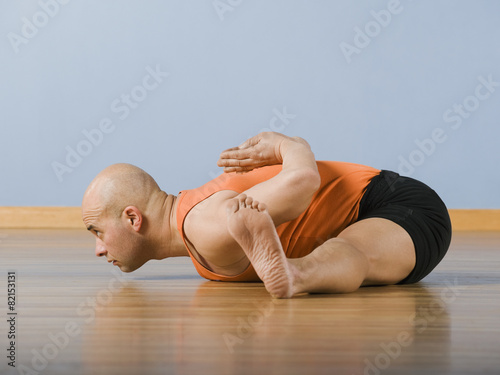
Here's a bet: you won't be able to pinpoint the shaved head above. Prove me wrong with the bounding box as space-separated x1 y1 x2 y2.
83 163 161 220
82 163 183 273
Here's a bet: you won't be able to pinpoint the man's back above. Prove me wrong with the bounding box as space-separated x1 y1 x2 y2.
177 161 380 281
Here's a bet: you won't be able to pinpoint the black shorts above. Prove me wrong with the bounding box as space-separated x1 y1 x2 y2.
357 170 452 284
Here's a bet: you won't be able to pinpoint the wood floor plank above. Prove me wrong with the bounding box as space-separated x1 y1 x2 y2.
0 230 499 375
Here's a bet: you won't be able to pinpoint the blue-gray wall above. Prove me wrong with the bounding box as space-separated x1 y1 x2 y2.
1 0 499 208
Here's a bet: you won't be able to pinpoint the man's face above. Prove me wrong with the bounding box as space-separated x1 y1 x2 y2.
82 202 148 273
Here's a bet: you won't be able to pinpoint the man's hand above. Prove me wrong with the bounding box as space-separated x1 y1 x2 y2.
218 131 320 225
217 132 300 173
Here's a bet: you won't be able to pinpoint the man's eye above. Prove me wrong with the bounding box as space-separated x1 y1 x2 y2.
95 231 101 237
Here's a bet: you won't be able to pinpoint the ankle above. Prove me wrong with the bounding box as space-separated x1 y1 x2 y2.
288 259 307 296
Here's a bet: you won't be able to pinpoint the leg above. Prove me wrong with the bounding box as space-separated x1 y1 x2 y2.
289 218 416 294
227 195 416 297
226 194 295 298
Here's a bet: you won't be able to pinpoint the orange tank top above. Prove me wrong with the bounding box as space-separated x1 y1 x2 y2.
176 161 380 282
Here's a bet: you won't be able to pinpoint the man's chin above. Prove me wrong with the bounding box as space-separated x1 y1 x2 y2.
117 263 144 273
117 265 134 273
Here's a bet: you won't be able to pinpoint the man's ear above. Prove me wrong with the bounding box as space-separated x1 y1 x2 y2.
122 206 143 232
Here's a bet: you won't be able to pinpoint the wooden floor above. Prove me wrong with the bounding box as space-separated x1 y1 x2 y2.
1 230 499 375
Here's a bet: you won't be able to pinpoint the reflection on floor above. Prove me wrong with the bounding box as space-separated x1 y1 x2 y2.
1 230 499 375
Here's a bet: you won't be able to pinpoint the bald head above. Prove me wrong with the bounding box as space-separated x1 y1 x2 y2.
83 163 161 219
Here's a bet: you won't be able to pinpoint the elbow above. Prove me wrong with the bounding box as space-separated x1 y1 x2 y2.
301 168 321 194
290 168 321 199
274 168 321 224
309 168 321 193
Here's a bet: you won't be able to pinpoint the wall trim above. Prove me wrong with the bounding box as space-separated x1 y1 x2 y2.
0 207 499 231
448 209 500 231
0 207 85 229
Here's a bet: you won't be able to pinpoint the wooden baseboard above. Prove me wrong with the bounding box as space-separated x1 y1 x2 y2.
448 209 500 231
0 207 85 229
0 207 499 231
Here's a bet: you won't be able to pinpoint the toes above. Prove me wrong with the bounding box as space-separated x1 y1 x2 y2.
235 194 265 211
245 196 254 207
257 202 267 212
239 200 246 209
226 198 240 214
237 194 248 209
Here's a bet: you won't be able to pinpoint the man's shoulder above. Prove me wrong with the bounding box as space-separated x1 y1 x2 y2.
182 190 249 274
179 166 283 216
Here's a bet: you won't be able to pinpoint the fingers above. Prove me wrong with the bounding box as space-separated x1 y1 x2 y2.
217 134 270 172
219 135 261 158
218 147 265 172
218 147 252 163
219 146 241 155
217 157 256 169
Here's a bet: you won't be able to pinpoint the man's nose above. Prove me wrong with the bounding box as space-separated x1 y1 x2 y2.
95 239 107 257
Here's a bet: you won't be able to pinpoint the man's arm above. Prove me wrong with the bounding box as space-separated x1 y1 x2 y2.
217 132 321 226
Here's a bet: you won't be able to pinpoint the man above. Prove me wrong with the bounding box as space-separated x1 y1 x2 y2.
82 132 452 298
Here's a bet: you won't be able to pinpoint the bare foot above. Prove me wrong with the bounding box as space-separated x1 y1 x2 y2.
226 194 295 298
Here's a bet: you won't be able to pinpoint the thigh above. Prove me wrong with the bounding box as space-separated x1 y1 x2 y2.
355 171 452 284
337 217 416 286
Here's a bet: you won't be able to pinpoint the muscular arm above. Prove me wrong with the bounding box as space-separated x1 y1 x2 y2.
217 132 321 226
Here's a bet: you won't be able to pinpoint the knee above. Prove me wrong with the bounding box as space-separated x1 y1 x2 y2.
319 238 371 292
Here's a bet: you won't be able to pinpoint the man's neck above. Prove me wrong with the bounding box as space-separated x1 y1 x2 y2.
150 192 189 259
